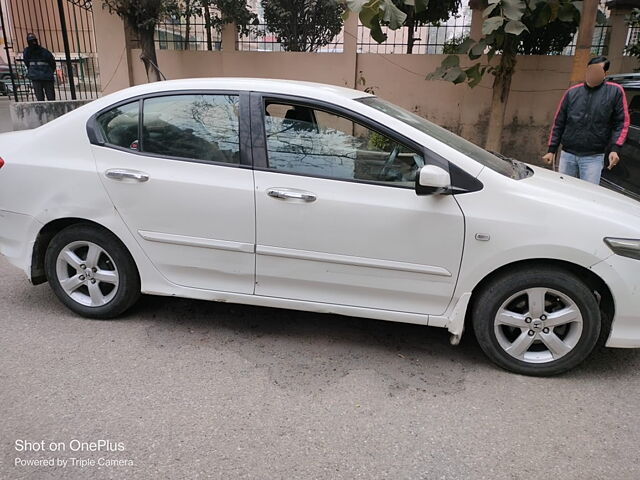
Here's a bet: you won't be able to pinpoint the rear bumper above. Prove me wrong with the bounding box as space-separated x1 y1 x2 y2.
0 209 42 278
591 254 640 348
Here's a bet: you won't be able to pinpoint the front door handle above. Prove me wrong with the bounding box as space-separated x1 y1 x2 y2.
105 169 150 182
267 188 316 202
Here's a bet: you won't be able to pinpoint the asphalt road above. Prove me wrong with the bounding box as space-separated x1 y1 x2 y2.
1 254 640 480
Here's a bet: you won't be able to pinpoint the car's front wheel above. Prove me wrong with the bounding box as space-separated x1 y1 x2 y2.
472 267 601 376
44 224 140 319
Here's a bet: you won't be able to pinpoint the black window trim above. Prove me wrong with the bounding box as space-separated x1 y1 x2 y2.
249 91 482 193
86 89 252 169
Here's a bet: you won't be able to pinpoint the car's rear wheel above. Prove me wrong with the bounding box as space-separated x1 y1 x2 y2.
44 224 140 319
472 267 601 376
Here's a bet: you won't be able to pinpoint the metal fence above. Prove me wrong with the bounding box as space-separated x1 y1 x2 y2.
357 8 472 55
561 25 611 56
357 23 472 54
0 0 100 102
626 26 639 56
155 17 222 51
237 23 343 52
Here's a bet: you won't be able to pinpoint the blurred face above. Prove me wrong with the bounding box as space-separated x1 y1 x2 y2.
586 62 606 87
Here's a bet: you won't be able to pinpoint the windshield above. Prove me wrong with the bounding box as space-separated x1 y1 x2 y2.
357 97 528 179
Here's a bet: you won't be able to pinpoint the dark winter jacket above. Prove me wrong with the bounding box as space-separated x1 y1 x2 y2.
547 81 630 156
22 45 56 81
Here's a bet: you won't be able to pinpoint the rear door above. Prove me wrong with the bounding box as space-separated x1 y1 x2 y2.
90 92 256 293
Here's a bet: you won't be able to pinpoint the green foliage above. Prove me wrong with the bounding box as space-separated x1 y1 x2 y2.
263 0 345 52
427 0 581 88
443 34 470 54
625 8 640 61
347 0 414 42
368 131 392 150
351 0 581 87
202 0 258 36
389 0 461 28
172 1 258 38
518 1 578 55
388 0 461 53
102 0 178 32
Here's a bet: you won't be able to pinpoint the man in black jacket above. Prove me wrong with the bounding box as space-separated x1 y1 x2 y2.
543 56 630 184
22 33 56 101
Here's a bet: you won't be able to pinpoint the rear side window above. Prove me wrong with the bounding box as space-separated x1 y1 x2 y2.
96 101 140 150
142 94 240 164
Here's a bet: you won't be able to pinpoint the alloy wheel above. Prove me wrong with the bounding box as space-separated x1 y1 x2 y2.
494 287 584 364
55 241 119 307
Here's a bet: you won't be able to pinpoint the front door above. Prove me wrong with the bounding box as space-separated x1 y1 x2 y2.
251 95 465 315
91 92 256 293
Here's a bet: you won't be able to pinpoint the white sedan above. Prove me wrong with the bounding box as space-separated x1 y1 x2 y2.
1 78 639 376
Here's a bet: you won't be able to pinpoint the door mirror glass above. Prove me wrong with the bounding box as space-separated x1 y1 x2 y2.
416 165 451 195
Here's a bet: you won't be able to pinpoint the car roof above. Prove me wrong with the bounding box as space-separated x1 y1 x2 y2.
607 73 640 89
107 78 374 101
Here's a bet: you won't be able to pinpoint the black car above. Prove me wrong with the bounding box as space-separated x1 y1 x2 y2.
601 73 640 201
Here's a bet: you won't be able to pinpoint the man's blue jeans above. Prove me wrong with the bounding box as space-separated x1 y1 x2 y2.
558 150 604 184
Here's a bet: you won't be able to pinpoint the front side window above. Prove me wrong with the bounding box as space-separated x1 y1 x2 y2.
142 94 240 164
96 101 139 150
263 102 424 187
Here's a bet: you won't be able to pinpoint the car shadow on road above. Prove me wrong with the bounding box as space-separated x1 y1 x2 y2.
125 293 640 385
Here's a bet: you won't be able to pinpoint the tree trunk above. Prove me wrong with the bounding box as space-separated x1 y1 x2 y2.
406 8 415 54
484 36 517 152
138 25 162 82
203 0 213 51
184 1 192 51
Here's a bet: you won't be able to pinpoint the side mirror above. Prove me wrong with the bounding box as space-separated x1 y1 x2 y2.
415 165 451 195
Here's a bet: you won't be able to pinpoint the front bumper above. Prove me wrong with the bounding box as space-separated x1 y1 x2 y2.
591 253 640 348
0 209 42 278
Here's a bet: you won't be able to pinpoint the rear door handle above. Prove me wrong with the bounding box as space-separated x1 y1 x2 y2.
267 188 316 202
105 169 149 183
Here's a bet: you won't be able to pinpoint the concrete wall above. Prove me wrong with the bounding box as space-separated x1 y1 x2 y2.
92 3 131 95
93 12 640 165
10 99 91 130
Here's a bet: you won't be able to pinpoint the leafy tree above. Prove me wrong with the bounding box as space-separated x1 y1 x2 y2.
443 34 470 54
349 0 583 152
390 0 462 54
518 11 577 54
102 0 178 82
262 0 345 52
192 0 258 50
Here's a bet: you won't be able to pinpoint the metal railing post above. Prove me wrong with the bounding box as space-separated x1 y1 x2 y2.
0 1 18 102
56 0 77 100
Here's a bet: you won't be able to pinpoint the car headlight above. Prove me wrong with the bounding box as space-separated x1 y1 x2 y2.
604 238 640 261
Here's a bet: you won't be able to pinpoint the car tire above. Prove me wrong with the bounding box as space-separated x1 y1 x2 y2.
472 267 601 376
44 224 140 319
